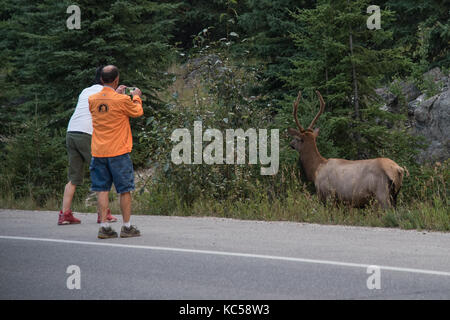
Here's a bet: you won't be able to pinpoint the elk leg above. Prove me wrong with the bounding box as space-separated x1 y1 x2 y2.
317 190 329 205
389 180 399 209
375 185 391 209
390 191 399 209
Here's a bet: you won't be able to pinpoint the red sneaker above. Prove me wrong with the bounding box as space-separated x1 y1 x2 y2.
58 210 81 225
97 209 118 223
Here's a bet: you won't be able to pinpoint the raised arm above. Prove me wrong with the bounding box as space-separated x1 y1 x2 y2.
121 94 143 118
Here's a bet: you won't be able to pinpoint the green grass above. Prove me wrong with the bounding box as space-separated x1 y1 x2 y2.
1 159 448 232
140 184 448 231
1 183 448 232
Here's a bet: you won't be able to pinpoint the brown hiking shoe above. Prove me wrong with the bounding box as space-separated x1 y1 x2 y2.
120 225 141 238
98 226 118 239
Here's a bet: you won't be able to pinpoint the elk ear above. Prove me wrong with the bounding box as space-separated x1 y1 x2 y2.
313 128 320 137
288 128 300 137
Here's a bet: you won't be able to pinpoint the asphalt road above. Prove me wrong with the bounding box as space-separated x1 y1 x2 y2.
0 209 449 300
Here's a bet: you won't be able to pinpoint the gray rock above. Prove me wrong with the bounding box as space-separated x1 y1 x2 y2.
375 87 396 104
375 87 398 112
413 90 450 163
414 95 438 123
375 80 421 113
407 94 426 116
423 67 444 82
399 81 421 102
376 68 449 163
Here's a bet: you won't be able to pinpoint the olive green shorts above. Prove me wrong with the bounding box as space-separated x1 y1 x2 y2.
66 131 92 185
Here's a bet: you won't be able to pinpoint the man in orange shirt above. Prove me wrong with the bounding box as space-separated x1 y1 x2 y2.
89 65 143 239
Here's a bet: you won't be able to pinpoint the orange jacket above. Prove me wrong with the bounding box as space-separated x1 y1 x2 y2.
89 86 143 157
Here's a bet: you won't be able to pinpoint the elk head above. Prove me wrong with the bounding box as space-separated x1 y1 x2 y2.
287 90 326 182
288 90 325 154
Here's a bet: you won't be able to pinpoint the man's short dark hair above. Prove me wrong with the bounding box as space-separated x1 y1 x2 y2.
101 65 119 84
93 65 104 85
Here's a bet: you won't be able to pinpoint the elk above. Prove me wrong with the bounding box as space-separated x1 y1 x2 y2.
288 90 405 209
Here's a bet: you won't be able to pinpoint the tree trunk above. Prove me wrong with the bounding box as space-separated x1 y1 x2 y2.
325 67 330 111
347 0 360 120
349 31 360 119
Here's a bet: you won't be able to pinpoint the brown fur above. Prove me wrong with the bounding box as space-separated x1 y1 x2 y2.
288 91 405 209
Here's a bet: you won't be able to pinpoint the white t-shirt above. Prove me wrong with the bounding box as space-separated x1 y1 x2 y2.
67 84 103 134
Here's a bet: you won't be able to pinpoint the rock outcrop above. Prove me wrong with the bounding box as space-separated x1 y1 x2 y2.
376 67 449 163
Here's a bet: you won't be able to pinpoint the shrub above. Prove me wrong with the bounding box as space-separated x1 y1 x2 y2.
0 119 68 206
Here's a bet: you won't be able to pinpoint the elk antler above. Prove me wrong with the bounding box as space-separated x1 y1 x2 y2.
293 90 305 133
307 90 325 130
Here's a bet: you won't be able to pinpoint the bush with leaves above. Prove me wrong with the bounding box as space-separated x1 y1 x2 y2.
0 119 68 206
137 42 274 205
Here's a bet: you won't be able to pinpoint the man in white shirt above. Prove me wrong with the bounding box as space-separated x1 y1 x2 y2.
58 66 119 225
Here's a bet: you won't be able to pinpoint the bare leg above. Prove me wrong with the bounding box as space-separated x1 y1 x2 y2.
62 181 77 212
119 192 131 223
97 191 109 223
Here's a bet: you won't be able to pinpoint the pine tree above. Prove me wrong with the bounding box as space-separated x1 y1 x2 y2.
0 0 179 131
382 0 450 69
167 0 245 49
237 0 312 94
280 0 418 161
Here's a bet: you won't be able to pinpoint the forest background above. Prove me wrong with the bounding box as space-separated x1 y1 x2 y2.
0 0 448 230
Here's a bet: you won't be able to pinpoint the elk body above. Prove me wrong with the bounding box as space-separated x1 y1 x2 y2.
288 91 405 209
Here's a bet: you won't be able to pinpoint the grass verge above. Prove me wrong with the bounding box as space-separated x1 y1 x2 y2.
3 183 447 232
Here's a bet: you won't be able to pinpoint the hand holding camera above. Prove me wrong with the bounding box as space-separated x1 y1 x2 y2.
130 87 142 98
122 86 142 98
116 85 127 94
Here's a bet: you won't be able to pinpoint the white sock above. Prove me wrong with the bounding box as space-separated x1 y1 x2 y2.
123 221 131 228
101 222 110 229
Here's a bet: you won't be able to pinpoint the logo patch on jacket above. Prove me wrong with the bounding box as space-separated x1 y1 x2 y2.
98 104 109 113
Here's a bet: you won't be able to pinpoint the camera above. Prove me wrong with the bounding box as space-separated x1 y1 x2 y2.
124 87 136 95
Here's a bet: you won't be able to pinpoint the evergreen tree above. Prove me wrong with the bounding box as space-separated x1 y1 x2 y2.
0 0 179 132
167 0 245 49
382 0 450 69
237 0 312 94
280 0 418 161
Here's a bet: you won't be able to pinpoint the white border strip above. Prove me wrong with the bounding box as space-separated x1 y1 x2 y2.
1 235 450 277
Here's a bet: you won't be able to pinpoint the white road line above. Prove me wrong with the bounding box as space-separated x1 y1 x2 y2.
1 235 450 277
